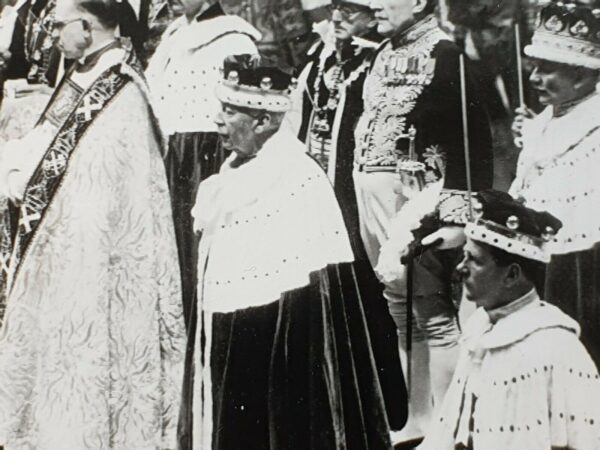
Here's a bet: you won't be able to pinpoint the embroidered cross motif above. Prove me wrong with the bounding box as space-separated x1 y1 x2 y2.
76 95 103 121
43 150 67 178
19 204 42 234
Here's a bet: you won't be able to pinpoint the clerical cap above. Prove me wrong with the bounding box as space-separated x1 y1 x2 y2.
525 0 600 70
465 190 563 263
215 55 294 112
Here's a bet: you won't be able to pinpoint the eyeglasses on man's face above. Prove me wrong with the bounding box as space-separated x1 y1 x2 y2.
50 17 91 40
327 3 370 20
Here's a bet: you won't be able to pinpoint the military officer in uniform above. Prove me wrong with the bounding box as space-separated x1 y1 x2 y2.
353 0 493 442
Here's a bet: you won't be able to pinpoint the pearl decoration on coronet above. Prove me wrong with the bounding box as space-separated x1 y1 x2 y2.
506 215 520 231
260 77 272 90
228 71 239 84
542 226 557 242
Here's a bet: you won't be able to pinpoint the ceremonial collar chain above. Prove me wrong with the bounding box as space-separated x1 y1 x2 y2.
310 48 356 137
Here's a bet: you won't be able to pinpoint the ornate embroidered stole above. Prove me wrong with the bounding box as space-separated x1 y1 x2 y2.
0 56 134 322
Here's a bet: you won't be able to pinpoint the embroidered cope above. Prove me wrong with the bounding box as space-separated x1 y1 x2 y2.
0 46 186 450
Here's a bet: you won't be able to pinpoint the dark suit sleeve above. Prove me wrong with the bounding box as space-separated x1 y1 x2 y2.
5 0 31 80
118 0 148 62
414 40 493 225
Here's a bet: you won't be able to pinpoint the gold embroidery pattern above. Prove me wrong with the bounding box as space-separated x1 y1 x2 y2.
354 16 446 170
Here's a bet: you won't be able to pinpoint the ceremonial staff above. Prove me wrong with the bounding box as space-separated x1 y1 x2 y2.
459 54 474 221
514 23 529 148
515 23 526 108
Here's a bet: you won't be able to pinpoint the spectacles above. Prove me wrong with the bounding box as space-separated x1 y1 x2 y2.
50 18 91 40
327 3 369 20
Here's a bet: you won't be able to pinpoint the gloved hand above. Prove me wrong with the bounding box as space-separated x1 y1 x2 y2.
421 226 466 250
6 169 27 203
0 48 11 72
512 105 536 148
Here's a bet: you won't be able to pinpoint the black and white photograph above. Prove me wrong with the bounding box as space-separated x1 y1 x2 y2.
0 0 598 448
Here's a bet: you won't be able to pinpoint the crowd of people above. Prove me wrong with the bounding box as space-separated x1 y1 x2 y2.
0 0 598 449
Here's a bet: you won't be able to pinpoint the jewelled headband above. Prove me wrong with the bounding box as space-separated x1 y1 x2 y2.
525 1 600 69
215 70 297 113
465 214 557 263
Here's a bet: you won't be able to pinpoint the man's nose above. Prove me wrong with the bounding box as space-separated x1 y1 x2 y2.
331 8 343 22
214 111 224 127
529 67 540 85
456 258 468 278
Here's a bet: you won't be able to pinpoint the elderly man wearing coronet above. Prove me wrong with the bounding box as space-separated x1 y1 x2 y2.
188 58 394 450
510 0 600 365
422 189 600 450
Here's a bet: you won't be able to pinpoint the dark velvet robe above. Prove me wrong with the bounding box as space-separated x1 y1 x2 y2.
297 34 408 431
545 246 600 367
209 264 394 450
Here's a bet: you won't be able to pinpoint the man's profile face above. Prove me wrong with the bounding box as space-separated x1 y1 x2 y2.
331 3 375 42
368 0 414 37
214 103 259 157
54 0 91 59
529 59 589 106
456 238 507 309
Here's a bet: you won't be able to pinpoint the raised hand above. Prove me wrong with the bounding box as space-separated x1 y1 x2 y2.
512 105 536 148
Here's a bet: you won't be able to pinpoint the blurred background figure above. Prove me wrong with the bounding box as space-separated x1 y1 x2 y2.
0 0 59 141
142 0 183 61
220 0 312 70
443 0 537 191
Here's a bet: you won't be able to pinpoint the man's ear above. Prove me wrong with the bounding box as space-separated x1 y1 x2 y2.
80 18 94 47
504 263 522 287
572 67 600 93
412 0 428 15
367 17 378 29
253 112 271 134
